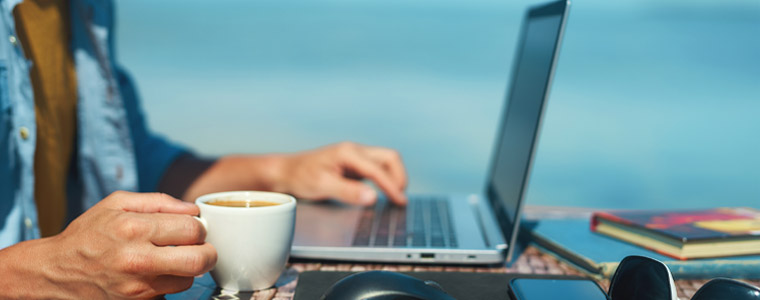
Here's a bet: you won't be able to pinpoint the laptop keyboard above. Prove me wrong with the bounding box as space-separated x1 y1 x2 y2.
352 197 457 248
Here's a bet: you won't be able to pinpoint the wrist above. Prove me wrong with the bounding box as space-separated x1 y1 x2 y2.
183 154 291 199
0 236 78 299
252 153 288 193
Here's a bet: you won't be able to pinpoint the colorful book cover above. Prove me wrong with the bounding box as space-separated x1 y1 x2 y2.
591 207 760 243
527 218 760 279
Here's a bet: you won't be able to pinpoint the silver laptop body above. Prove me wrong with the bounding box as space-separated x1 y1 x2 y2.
292 0 570 265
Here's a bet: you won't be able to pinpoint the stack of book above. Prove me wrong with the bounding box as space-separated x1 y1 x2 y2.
527 207 760 279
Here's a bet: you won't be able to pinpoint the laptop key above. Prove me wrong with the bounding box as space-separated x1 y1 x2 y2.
431 235 445 247
411 200 426 247
374 204 392 247
392 206 407 247
429 199 445 247
353 197 457 248
352 208 374 247
449 237 458 248
433 197 457 248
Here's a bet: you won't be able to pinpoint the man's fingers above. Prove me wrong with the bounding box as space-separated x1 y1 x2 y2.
146 275 196 296
106 191 199 215
342 150 407 205
111 275 194 298
150 243 217 277
148 214 206 246
363 147 408 189
322 176 377 206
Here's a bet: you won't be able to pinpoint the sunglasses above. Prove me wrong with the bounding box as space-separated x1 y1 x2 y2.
608 255 760 300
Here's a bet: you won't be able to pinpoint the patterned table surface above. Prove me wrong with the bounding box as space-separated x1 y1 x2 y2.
184 205 760 300
199 246 760 300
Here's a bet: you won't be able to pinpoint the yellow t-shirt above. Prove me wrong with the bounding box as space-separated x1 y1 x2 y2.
14 0 78 237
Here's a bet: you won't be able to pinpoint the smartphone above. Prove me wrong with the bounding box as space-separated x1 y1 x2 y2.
509 278 608 300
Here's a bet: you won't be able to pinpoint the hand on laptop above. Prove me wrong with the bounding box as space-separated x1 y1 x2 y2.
272 142 408 206
171 142 407 206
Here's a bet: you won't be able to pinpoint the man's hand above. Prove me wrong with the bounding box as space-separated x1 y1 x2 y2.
273 142 408 206
175 142 408 206
0 191 216 299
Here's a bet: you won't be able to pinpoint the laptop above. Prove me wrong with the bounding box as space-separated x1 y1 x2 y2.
291 0 571 264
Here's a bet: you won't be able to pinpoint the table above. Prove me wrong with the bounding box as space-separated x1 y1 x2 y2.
172 205 760 299
174 246 760 300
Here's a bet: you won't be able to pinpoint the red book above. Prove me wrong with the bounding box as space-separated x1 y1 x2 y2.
590 207 760 260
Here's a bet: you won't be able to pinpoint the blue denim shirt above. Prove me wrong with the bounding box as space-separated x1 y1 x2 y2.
0 0 187 248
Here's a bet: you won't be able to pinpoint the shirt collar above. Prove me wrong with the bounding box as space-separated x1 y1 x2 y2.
0 0 23 39
2 0 24 11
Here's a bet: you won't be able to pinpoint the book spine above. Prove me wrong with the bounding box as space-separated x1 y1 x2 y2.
590 211 634 231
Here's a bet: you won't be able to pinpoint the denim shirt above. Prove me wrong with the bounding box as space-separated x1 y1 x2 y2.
0 0 187 248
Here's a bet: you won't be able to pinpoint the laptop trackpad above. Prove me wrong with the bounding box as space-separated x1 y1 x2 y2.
294 200 363 247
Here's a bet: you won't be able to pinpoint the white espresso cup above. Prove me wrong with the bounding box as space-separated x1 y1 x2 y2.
195 191 296 291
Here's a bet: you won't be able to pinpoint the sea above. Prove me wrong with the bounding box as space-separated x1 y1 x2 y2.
116 0 760 210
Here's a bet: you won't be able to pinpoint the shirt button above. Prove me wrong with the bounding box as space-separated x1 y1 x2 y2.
9 35 17 45
19 127 29 140
24 218 32 229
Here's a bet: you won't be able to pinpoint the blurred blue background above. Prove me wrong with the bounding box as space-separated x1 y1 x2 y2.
116 0 759 210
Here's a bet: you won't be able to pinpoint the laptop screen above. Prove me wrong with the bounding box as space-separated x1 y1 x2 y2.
486 1 568 260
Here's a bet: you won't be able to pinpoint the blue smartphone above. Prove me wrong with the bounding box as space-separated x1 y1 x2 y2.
509 278 608 300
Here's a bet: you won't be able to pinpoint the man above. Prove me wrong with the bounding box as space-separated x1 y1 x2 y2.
0 0 407 298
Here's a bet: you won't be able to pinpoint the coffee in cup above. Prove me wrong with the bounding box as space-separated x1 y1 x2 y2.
195 191 296 291
205 199 280 207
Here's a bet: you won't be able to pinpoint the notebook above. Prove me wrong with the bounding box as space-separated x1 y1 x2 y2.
529 218 760 279
591 207 760 260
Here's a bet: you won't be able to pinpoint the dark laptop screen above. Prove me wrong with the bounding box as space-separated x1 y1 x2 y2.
486 1 568 261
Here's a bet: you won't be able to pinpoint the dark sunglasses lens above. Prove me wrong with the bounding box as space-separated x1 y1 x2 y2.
608 256 673 300
692 278 760 300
